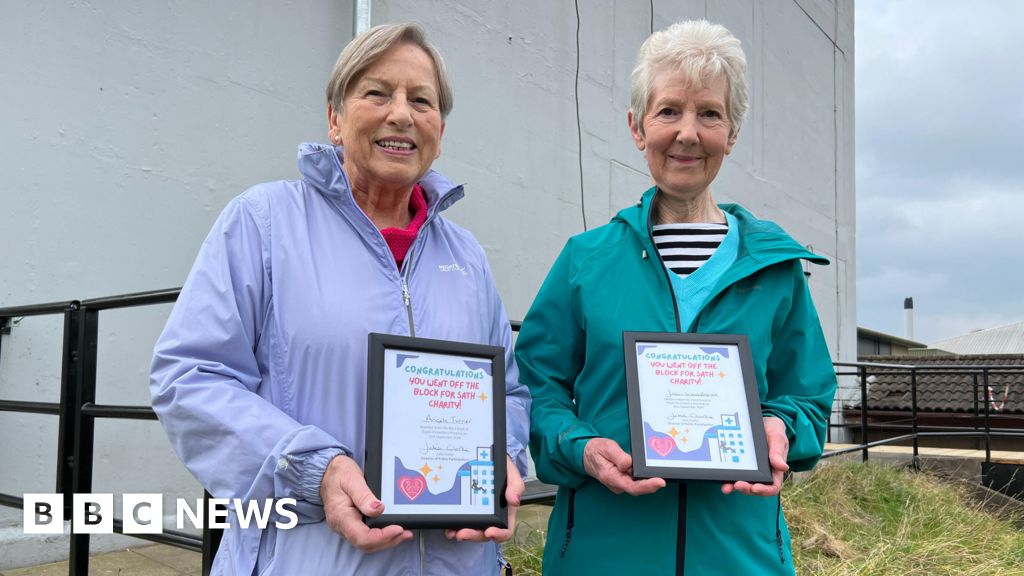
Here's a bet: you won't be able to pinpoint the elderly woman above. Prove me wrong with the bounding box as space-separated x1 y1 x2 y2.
150 23 529 575
516 20 836 575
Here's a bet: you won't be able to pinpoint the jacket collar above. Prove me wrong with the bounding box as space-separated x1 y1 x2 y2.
615 186 830 267
296 142 464 217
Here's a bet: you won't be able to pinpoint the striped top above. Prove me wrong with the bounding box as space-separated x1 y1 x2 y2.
652 222 729 278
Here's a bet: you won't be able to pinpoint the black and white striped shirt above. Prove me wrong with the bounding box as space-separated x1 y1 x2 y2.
652 222 728 278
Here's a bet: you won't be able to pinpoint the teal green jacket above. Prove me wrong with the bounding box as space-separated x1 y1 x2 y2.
515 189 837 575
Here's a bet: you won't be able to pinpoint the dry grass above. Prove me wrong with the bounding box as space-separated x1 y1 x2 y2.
503 462 1024 575
502 526 545 575
786 461 1024 575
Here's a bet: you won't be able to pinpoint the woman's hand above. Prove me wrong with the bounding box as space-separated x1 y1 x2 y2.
583 438 666 495
321 455 413 551
445 455 524 543
721 416 790 497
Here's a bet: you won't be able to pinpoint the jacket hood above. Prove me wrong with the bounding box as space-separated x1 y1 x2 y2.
613 186 829 267
296 142 464 215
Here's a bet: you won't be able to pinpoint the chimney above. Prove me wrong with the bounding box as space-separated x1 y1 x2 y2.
904 297 915 341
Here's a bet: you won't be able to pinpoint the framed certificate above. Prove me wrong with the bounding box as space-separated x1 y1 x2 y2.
364 333 507 529
623 332 772 483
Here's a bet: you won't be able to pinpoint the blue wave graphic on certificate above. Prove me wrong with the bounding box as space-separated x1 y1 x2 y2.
643 413 747 463
392 448 496 506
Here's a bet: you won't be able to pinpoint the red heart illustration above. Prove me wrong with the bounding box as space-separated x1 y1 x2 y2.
398 475 426 501
649 436 674 457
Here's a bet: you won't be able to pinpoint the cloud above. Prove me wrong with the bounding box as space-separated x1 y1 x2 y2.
857 179 1024 342
855 1 1024 344
857 1 1024 186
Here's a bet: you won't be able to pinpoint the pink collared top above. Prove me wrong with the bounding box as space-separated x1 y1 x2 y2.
379 184 427 270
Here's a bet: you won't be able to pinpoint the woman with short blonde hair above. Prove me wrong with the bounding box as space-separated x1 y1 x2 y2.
152 23 530 575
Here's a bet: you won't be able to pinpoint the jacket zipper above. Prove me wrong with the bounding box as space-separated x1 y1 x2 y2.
646 196 683 333
497 548 513 575
551 195 691 569
646 193 687 575
399 199 444 575
399 200 441 339
776 495 785 564
676 484 687 576
633 196 808 573
645 198 795 573
402 249 421 575
559 488 576 558
401 263 416 338
418 530 426 576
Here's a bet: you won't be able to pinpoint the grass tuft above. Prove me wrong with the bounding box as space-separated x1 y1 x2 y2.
502 526 545 575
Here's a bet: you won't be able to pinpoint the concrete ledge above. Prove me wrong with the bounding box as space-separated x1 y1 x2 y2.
0 527 141 571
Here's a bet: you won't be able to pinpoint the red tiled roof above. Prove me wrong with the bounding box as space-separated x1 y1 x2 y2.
855 354 1024 414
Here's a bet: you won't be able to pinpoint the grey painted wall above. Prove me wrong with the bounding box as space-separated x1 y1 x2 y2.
0 0 854 567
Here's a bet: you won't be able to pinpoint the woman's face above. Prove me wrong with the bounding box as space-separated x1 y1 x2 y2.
328 43 445 195
629 72 734 202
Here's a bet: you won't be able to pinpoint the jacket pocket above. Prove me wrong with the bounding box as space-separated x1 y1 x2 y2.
255 524 278 575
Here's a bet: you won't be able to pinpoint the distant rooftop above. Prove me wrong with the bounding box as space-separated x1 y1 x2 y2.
930 321 1024 355
854 354 1024 414
858 326 928 350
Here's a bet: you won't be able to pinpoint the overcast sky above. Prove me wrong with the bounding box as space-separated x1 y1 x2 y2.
855 1 1024 344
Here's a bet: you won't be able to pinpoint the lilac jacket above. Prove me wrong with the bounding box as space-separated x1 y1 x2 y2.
151 142 530 575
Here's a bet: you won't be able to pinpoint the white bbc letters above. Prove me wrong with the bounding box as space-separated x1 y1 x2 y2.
122 493 163 534
72 493 113 534
23 493 65 534
207 498 231 529
23 494 297 533
275 498 298 529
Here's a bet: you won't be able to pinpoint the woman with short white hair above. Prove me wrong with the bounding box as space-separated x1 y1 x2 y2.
517 20 836 575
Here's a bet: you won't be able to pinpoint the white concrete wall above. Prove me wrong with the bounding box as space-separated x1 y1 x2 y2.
0 0 854 567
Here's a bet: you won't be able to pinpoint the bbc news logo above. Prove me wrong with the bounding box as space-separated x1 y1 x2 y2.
23 494 298 534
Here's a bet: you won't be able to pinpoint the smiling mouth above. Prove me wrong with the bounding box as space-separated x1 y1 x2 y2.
670 154 702 163
376 139 416 151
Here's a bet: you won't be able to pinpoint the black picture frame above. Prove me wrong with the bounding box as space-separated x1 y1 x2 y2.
365 333 507 529
623 331 772 483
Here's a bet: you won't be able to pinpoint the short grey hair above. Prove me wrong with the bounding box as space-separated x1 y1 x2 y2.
326 23 453 119
629 20 748 140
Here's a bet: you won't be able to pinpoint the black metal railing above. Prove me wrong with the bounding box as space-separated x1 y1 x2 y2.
827 361 1024 467
3 289 1024 574
0 289 551 575
0 290 210 576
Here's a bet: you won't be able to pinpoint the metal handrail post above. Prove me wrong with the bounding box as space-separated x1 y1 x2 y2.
69 307 99 576
0 316 9 366
827 403 832 443
972 374 979 451
860 365 869 462
56 302 82 510
910 367 919 470
202 491 224 576
983 368 991 463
